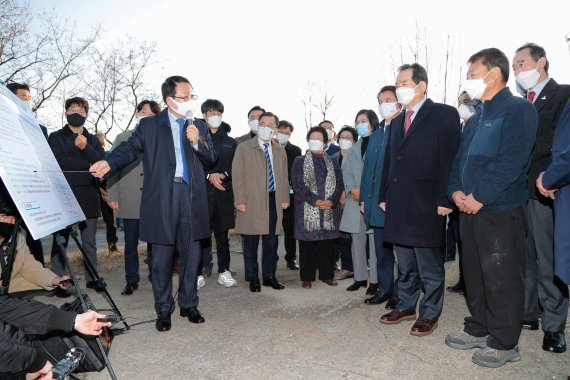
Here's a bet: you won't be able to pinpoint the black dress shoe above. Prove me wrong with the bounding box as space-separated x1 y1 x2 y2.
346 280 367 292
86 280 106 292
263 277 285 290
121 282 139 296
522 320 539 330
446 281 464 293
366 283 379 295
365 292 392 305
155 312 171 332
181 307 205 324
385 297 398 310
543 331 566 353
55 287 71 298
287 261 300 270
249 280 261 293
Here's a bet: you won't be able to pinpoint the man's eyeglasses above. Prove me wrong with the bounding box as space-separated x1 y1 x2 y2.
173 95 198 101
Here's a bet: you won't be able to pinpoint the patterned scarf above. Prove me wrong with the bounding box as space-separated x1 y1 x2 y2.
303 150 336 231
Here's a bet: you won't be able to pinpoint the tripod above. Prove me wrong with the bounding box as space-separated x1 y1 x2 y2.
54 225 125 380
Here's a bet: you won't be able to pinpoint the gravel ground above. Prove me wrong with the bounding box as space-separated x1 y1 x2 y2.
34 229 569 380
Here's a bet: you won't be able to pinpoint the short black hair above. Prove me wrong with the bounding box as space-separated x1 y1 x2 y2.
137 100 161 115
0 181 16 216
161 76 192 103
6 82 30 94
398 63 428 87
515 42 549 73
65 97 89 114
354 109 380 131
247 105 265 118
306 126 328 144
318 120 334 129
278 120 294 132
201 99 224 114
377 85 397 98
337 126 358 143
258 111 279 126
468 48 510 83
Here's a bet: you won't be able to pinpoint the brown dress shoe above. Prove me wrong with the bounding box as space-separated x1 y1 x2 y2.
322 279 338 286
410 317 438 336
379 309 416 324
302 281 312 289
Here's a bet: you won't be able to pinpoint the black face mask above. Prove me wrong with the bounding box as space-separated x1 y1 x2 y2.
0 222 14 241
66 113 86 127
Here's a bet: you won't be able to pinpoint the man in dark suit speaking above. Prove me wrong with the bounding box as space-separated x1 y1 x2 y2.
90 76 217 332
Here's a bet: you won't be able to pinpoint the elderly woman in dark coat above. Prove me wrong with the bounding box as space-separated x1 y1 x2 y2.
292 126 344 288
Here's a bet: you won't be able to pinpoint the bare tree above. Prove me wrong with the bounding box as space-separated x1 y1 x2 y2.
313 81 335 121
302 80 315 130
86 37 158 139
302 80 335 130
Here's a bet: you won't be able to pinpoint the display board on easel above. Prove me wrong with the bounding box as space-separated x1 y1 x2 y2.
0 83 85 240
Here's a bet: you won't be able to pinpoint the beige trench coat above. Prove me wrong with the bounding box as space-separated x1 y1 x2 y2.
232 138 289 235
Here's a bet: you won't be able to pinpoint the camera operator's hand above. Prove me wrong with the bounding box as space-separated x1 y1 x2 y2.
74 310 112 335
51 275 72 289
25 361 53 380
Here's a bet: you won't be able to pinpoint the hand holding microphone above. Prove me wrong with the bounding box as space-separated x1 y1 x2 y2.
186 123 199 146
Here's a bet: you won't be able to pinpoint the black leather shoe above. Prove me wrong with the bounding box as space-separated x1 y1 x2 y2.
385 297 398 310
181 307 205 324
366 283 379 295
155 312 171 332
287 261 300 270
249 280 261 293
263 277 285 290
446 281 464 293
86 280 106 292
365 292 392 305
543 332 566 353
522 320 539 330
55 287 71 298
346 280 367 292
121 282 139 296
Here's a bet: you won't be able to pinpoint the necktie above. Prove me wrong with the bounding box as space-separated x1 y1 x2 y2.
403 110 414 135
527 90 536 103
176 118 190 184
263 143 275 192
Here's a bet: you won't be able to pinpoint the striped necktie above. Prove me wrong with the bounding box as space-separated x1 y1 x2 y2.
263 143 275 192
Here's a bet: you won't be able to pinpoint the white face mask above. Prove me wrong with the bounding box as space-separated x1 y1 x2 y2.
515 67 540 91
207 115 222 128
275 132 290 145
458 104 476 122
378 102 399 120
339 138 353 151
248 119 259 133
308 139 324 152
169 97 195 119
395 85 418 106
24 100 33 109
461 71 493 101
326 129 334 141
257 126 274 142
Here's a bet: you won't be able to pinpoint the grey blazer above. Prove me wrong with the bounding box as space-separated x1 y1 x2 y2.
339 138 369 234
107 130 143 219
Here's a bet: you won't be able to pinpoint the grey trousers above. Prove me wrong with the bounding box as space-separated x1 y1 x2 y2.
50 218 98 282
524 199 569 332
351 231 377 283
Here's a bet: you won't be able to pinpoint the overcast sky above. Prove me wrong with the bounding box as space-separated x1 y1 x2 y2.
33 0 570 148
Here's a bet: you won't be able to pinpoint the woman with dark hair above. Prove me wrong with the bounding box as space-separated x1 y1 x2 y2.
339 110 380 295
291 126 344 288
108 100 161 295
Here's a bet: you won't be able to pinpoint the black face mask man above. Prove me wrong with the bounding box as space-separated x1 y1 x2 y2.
66 113 86 128
0 193 17 243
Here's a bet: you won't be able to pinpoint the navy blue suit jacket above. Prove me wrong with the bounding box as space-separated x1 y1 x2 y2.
379 99 461 247
106 108 217 245
543 98 570 284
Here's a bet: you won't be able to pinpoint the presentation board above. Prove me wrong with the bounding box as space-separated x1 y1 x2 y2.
0 84 85 240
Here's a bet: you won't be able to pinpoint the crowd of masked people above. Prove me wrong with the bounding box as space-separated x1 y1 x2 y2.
3 42 570 374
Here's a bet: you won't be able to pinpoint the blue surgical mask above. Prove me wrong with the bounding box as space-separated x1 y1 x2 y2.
355 123 369 137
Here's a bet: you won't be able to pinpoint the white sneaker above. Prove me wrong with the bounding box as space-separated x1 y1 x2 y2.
217 270 237 288
197 275 206 289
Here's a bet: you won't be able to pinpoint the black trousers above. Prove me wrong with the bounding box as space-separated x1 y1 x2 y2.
202 229 231 273
460 207 526 350
282 193 296 263
299 239 335 281
98 188 118 246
